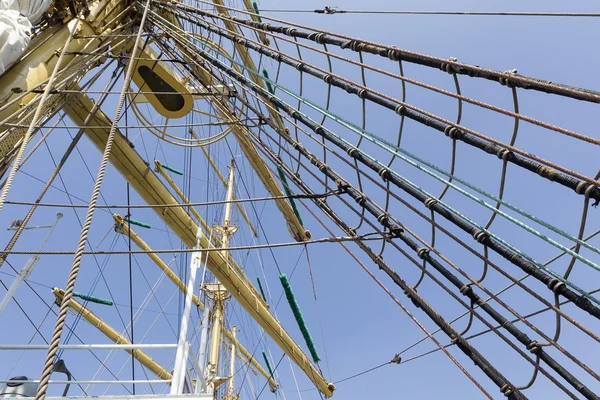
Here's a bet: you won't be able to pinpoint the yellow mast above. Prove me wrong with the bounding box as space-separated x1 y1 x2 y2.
224 326 239 400
51 288 172 381
111 213 278 391
204 283 229 393
62 88 331 392
199 145 258 237
206 159 234 394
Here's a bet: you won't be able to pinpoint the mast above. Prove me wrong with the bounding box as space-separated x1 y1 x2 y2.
224 326 238 400
204 159 237 395
112 213 279 391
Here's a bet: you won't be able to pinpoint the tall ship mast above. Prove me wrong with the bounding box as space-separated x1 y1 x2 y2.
0 1 599 399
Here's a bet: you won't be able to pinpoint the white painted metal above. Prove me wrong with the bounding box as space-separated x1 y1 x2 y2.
170 224 206 394
194 310 210 394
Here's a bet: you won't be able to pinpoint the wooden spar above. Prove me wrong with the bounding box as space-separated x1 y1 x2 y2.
193 134 259 238
52 288 172 381
159 17 309 243
64 91 331 392
111 214 279 392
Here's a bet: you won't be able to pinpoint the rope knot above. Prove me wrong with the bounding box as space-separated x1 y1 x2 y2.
459 284 473 296
378 167 390 181
496 148 513 161
472 230 488 244
387 47 400 61
335 179 349 192
526 340 541 354
315 32 326 44
389 226 404 238
444 125 459 139
417 248 430 260
547 279 565 294
377 214 389 225
355 195 366 206
395 105 406 116
499 69 518 87
424 198 438 210
575 181 591 195
500 383 513 397
441 58 457 74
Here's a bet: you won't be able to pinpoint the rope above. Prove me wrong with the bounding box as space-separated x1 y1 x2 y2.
162 5 600 195
0 234 385 255
2 191 338 209
0 20 80 215
34 3 153 399
201 60 599 397
168 0 600 104
213 78 515 398
178 26 600 310
259 9 600 18
253 103 600 399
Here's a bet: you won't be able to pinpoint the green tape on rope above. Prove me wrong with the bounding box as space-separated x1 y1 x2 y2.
262 69 286 128
257 277 267 302
277 165 304 226
262 69 276 95
262 351 274 379
252 1 263 22
124 218 151 229
161 163 184 176
73 292 114 306
279 274 320 363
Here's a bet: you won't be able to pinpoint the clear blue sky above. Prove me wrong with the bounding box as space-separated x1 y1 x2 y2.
0 0 599 399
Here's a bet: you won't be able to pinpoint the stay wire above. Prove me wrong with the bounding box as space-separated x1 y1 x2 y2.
257 9 600 17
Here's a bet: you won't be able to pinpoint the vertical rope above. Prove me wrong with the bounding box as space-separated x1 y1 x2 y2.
34 3 152 399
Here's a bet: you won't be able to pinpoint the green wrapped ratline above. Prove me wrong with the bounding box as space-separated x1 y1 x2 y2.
262 351 275 379
124 218 151 229
73 292 114 306
262 69 276 95
279 273 320 363
277 165 304 226
262 69 286 128
252 1 263 22
257 276 267 302
161 163 184 176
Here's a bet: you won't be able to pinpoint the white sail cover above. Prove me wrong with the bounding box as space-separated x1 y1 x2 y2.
0 0 52 75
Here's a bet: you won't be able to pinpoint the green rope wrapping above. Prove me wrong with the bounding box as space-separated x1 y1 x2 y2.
262 69 287 128
161 163 184 176
279 274 320 362
257 276 267 302
262 351 274 379
124 218 151 229
252 1 263 22
73 292 113 306
262 69 275 95
277 165 304 226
